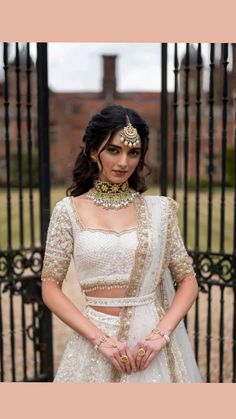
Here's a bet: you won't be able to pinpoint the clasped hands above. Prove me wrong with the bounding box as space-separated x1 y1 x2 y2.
96 330 169 374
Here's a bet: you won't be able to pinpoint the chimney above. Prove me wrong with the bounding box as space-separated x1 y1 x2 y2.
102 55 117 103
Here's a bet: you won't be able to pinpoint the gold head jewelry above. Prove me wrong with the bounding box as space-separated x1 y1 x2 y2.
120 116 140 149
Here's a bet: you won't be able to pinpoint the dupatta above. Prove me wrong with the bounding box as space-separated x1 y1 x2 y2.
111 194 202 382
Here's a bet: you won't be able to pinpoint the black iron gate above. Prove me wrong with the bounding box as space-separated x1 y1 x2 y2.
161 43 236 382
1 42 235 383
0 42 53 381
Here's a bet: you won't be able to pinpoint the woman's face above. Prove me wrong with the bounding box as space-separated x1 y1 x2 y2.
93 130 141 183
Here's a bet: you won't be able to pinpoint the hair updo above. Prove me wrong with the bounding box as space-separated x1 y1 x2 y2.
66 105 151 196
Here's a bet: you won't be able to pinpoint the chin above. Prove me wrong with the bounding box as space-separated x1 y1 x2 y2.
100 174 130 183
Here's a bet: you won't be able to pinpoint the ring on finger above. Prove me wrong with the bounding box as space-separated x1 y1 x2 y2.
138 348 146 357
120 354 129 363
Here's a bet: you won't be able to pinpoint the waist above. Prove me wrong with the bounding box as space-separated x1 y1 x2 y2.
85 291 156 307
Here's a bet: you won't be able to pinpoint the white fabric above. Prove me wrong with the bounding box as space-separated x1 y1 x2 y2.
42 195 202 383
66 196 138 291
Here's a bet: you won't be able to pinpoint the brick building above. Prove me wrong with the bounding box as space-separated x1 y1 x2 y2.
0 44 235 188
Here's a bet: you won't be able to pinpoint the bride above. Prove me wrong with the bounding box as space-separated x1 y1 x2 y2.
41 105 202 382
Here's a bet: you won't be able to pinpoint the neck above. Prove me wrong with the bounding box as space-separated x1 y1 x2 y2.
93 179 130 193
87 179 139 209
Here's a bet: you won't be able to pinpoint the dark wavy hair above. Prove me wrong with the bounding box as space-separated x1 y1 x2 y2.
66 105 151 196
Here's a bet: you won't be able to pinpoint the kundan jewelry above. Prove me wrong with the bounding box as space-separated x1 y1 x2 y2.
138 348 146 357
94 335 109 351
86 180 139 210
120 116 140 148
152 328 170 344
120 354 129 363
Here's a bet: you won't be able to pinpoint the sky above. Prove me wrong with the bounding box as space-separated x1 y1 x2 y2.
0 43 227 92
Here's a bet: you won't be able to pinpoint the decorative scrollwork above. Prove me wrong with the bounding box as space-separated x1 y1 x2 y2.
190 251 234 286
0 252 7 279
30 250 44 274
0 248 44 281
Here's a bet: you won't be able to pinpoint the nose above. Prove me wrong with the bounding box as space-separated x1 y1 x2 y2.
118 151 128 168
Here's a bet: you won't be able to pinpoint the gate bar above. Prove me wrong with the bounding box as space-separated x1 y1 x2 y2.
37 43 53 381
160 43 168 196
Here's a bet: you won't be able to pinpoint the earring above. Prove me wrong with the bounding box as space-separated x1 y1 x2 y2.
90 155 98 163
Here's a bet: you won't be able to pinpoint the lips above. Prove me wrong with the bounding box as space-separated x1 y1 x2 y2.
113 170 128 174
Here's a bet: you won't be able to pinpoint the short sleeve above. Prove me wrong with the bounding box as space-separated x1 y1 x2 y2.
167 197 196 284
41 200 73 283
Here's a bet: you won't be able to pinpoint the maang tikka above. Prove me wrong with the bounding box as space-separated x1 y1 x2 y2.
120 115 140 148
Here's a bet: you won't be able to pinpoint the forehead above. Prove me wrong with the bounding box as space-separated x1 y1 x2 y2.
97 129 141 153
110 131 142 150
110 130 124 144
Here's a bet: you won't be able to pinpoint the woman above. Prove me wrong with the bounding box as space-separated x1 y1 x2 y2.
41 105 202 382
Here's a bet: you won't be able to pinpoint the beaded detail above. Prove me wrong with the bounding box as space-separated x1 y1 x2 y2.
41 277 61 286
167 197 196 284
82 283 128 293
86 180 139 210
85 291 156 307
120 117 140 148
69 193 138 291
41 201 73 283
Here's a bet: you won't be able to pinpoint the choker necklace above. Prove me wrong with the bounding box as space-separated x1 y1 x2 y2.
86 180 139 209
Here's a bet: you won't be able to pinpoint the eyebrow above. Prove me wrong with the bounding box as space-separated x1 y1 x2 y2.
107 144 141 150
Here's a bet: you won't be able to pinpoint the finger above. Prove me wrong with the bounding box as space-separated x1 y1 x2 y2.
113 352 126 374
139 348 152 370
124 355 132 374
125 347 137 373
133 345 139 361
135 344 146 370
141 351 156 370
112 357 123 374
122 345 134 374
133 343 141 368
120 349 132 375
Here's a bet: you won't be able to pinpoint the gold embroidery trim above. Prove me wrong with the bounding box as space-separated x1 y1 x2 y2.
158 279 178 382
70 196 137 236
158 196 178 382
111 195 149 382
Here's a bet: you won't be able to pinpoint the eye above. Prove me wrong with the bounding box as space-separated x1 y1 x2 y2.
107 147 119 154
129 149 141 157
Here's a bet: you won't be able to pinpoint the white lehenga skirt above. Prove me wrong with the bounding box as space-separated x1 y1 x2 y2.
53 300 202 383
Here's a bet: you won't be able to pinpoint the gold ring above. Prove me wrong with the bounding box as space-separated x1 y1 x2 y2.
138 348 146 357
120 354 129 363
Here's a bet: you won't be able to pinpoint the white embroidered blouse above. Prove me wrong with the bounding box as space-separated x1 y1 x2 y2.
41 195 195 291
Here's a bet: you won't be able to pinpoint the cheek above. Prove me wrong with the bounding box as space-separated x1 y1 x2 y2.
100 154 115 169
129 157 140 171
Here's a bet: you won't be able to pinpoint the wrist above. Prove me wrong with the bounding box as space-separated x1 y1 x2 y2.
155 323 173 336
151 327 171 344
88 330 106 347
94 334 109 351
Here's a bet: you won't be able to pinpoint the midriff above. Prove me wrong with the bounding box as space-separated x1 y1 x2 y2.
84 287 128 316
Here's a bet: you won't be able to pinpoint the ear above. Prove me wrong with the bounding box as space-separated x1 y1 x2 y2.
90 154 98 163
